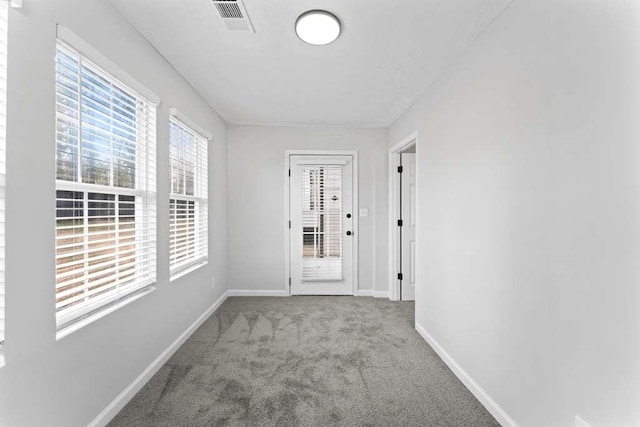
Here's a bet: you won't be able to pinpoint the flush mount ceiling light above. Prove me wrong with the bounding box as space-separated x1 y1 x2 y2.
295 10 341 46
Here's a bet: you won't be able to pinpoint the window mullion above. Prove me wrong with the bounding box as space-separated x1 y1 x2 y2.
56 180 139 197
168 193 200 202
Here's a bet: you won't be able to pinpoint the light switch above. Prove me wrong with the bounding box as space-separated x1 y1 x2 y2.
359 208 369 217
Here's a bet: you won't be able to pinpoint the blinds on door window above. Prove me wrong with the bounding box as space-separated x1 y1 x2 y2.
169 115 208 276
0 1 7 346
301 165 343 281
55 40 157 330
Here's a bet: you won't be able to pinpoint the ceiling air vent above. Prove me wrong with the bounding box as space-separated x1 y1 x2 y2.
212 0 255 33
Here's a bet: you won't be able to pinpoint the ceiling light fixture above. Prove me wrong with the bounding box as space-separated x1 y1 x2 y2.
295 10 341 46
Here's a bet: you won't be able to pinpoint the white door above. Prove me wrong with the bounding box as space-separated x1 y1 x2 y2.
401 152 416 301
290 155 354 295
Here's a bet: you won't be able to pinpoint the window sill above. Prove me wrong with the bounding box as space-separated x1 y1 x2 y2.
170 259 208 282
56 285 156 341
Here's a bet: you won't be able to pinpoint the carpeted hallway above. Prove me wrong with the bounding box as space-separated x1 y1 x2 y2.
110 297 498 426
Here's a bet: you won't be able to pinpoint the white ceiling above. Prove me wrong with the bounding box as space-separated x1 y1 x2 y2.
110 0 511 127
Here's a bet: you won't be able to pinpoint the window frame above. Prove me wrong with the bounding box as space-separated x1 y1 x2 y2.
54 27 159 334
0 0 8 354
168 109 210 279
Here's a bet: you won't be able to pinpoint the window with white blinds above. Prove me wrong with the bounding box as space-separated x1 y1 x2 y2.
301 166 343 280
55 40 157 330
169 115 208 276
0 1 7 347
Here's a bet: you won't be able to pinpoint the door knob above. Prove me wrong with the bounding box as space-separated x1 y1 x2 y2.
346 213 351 218
346 231 352 236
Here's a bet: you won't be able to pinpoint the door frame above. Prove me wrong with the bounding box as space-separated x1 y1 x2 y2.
388 132 418 301
284 150 359 296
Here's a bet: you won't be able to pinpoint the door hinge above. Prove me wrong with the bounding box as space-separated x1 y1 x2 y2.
398 273 403 280
289 220 291 229
288 168 291 177
397 166 403 173
397 219 403 227
289 277 291 287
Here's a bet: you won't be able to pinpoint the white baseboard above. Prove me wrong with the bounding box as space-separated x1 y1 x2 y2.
228 289 385 298
414 322 518 427
88 291 229 427
373 290 390 299
355 290 389 298
227 289 288 297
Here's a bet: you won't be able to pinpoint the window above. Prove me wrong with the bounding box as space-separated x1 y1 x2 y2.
55 39 157 330
0 0 7 349
301 166 343 280
169 114 208 276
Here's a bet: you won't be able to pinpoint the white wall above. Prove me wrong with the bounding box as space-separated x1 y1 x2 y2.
390 0 640 426
227 125 388 296
0 1 228 425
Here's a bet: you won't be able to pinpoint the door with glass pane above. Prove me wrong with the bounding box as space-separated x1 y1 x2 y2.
290 156 353 295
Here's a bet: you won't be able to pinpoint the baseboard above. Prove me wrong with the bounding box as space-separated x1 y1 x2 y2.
414 322 518 427
226 289 289 297
373 290 390 299
88 290 229 427
355 290 389 298
227 289 383 298
355 290 372 296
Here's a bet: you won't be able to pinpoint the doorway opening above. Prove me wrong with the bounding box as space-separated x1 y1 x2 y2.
389 133 417 301
285 151 359 296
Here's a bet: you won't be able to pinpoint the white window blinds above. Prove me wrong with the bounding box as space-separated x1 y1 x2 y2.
0 1 7 346
301 166 343 280
169 115 208 276
55 40 157 330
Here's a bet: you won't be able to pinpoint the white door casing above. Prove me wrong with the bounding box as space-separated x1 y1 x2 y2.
289 155 354 295
401 152 416 301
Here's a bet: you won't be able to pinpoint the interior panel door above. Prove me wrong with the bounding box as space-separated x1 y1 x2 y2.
401 152 416 301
